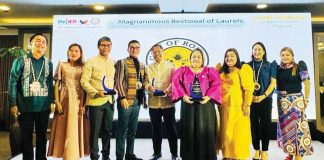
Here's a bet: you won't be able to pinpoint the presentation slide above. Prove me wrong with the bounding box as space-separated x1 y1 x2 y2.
52 13 315 120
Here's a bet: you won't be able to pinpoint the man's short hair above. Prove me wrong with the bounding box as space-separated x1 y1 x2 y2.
128 40 140 47
30 33 48 45
151 44 163 51
97 36 112 47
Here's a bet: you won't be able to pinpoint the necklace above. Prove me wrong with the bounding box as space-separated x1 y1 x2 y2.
30 60 44 93
252 60 263 91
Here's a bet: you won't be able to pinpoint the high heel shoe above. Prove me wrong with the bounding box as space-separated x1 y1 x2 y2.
261 151 268 160
252 150 260 160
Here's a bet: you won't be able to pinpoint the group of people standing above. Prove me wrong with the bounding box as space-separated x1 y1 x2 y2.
8 33 313 160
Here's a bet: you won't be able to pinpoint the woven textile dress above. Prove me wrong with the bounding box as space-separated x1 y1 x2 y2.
276 61 313 157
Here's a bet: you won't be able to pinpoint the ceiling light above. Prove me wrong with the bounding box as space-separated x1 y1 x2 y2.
94 5 105 11
0 5 10 12
256 4 267 9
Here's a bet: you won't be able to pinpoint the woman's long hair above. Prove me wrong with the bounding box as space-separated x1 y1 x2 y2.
220 48 242 74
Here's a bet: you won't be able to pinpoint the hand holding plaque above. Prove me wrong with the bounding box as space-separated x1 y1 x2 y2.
102 76 116 95
152 78 166 96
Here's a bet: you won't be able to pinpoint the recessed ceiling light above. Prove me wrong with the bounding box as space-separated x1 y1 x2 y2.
94 5 105 11
0 5 10 12
256 4 268 9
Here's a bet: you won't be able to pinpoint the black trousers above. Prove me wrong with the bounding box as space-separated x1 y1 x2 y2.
250 97 272 151
88 102 114 160
19 110 50 160
149 107 178 156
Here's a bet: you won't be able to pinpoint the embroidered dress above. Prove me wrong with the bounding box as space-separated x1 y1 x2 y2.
48 62 90 159
276 61 313 156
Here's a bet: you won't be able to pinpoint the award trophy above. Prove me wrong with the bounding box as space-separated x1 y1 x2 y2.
189 76 203 102
152 78 165 96
102 76 116 95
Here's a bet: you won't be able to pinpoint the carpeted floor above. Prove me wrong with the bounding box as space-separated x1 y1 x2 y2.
0 132 11 160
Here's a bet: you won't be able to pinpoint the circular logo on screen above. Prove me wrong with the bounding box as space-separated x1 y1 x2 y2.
91 18 100 25
145 38 209 68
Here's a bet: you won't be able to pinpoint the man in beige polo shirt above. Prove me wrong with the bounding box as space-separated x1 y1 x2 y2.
81 36 115 160
144 44 178 160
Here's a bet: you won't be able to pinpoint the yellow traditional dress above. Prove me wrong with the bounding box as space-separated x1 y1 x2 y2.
219 64 254 159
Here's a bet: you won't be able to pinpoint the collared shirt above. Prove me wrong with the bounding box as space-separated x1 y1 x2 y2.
144 60 175 109
8 52 54 112
81 54 115 106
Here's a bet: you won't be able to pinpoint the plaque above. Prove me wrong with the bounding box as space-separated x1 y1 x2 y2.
189 75 203 102
102 76 116 95
152 78 166 96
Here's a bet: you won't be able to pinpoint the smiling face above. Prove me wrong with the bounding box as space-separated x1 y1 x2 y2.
128 42 141 58
190 50 204 68
252 44 265 61
225 51 238 67
151 46 163 63
68 45 81 62
280 50 294 65
98 40 112 57
31 35 47 55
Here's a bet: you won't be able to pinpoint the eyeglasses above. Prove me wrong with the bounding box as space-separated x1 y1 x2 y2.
129 46 140 50
100 44 111 48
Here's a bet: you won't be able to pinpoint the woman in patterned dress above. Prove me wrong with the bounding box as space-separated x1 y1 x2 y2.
276 47 313 160
48 43 90 159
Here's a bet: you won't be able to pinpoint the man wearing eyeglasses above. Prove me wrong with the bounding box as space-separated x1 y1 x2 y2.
81 36 115 160
115 40 145 160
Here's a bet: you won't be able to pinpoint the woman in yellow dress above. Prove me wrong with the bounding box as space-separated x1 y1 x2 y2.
219 48 254 160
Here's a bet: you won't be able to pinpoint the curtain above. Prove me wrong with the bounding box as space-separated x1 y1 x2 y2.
0 35 18 131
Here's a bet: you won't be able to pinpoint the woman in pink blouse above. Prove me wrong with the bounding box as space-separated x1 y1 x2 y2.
172 48 222 160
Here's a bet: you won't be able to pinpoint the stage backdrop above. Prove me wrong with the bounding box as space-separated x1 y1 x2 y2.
52 13 315 120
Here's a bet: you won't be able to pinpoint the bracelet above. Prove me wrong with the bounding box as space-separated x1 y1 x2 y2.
54 100 59 103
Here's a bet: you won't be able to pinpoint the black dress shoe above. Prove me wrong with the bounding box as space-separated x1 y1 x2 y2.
149 153 162 160
125 154 143 160
172 155 179 160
